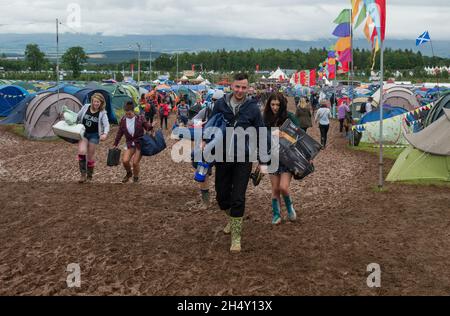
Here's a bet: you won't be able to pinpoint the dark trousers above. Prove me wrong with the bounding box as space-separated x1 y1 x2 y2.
215 162 252 218
319 124 330 147
160 116 168 129
339 119 344 132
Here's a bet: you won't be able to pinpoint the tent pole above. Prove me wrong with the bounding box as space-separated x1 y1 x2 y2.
378 39 384 189
149 41 152 82
56 18 60 107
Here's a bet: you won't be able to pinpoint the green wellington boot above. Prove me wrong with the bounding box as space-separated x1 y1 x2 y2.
272 199 282 225
230 217 243 253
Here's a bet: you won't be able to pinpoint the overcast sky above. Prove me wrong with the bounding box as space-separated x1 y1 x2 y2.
0 0 449 40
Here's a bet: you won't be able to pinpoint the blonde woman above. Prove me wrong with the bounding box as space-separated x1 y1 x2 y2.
76 93 110 183
295 97 313 133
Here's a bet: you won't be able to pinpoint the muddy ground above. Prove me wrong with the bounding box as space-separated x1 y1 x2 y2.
0 103 449 296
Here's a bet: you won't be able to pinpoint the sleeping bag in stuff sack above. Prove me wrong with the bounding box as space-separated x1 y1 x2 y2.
52 120 85 141
141 130 167 157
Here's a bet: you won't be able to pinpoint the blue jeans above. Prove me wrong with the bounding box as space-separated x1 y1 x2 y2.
84 132 100 145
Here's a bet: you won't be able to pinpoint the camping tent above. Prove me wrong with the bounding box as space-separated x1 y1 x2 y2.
0 85 29 116
269 68 287 81
386 107 450 182
359 105 407 125
404 109 450 156
359 112 411 145
386 146 450 182
383 87 420 111
24 92 82 139
122 85 140 105
424 93 450 127
97 83 134 110
351 97 380 120
0 93 37 125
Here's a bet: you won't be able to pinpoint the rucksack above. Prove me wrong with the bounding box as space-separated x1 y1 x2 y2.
144 103 151 113
159 105 165 116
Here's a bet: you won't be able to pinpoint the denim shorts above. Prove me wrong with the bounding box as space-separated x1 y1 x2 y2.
270 162 292 175
84 132 100 145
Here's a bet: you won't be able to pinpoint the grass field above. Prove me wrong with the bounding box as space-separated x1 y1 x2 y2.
348 142 406 160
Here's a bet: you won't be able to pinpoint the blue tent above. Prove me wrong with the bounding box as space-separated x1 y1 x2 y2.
0 85 29 117
73 88 117 124
359 105 408 125
0 93 37 125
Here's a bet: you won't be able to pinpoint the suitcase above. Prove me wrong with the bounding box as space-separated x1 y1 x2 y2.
107 148 121 167
52 121 85 141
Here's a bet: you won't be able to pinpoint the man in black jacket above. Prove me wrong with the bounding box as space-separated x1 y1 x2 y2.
209 73 268 253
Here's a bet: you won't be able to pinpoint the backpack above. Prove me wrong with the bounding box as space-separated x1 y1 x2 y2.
359 103 366 114
159 105 165 116
144 103 151 113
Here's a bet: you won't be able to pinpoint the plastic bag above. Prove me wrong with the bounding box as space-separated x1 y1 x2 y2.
62 105 78 126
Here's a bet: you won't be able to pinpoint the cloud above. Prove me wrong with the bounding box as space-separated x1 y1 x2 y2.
0 0 449 40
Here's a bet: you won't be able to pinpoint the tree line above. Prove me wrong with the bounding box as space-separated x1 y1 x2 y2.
1 44 450 80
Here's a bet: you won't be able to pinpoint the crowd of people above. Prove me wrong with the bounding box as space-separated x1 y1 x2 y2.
73 74 351 254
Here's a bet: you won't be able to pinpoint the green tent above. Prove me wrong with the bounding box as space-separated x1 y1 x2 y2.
387 146 450 182
99 83 133 110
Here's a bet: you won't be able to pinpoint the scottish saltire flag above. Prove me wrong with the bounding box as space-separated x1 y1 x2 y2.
416 31 431 46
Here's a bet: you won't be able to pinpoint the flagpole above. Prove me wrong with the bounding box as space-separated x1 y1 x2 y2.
378 39 384 189
429 36 440 98
350 7 354 129
56 18 60 107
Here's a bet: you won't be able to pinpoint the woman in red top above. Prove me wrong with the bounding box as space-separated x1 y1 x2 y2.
158 101 170 130
113 101 153 183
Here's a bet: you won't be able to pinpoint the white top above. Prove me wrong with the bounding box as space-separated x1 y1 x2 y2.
126 117 136 147
366 102 373 113
315 107 332 125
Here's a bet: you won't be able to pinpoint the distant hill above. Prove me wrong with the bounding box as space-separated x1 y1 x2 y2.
1 33 449 58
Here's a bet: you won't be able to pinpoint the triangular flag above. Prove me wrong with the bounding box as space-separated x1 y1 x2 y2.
335 37 351 51
333 23 351 38
334 9 351 24
352 0 362 23
355 3 367 29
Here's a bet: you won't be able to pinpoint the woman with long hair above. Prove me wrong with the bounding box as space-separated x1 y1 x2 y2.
263 93 299 225
295 96 313 133
76 93 110 183
113 101 153 183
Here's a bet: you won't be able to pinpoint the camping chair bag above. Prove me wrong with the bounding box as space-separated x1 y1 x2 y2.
107 148 121 167
141 130 167 157
278 119 321 178
52 121 85 141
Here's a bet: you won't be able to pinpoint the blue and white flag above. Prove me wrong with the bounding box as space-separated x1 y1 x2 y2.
416 31 431 47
